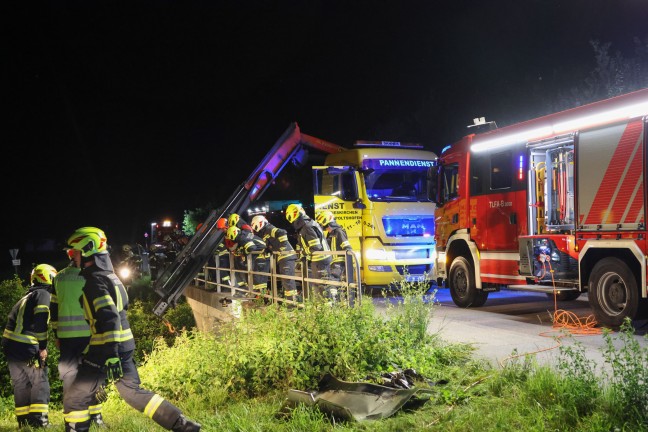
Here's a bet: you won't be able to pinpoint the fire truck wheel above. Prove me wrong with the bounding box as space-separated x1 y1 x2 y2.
588 257 639 328
448 256 488 308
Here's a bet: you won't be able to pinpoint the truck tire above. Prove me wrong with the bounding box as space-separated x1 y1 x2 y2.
449 256 488 308
588 257 639 328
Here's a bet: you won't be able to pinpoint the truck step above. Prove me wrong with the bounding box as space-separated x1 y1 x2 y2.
506 285 579 294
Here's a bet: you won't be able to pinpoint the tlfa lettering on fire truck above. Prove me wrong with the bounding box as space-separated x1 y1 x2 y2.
489 200 512 208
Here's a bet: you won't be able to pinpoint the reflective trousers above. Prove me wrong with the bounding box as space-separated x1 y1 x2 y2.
63 350 183 430
277 257 297 297
7 358 49 425
58 338 102 417
308 258 332 300
252 255 270 293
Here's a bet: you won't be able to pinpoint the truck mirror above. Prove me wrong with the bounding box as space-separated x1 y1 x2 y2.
427 166 443 205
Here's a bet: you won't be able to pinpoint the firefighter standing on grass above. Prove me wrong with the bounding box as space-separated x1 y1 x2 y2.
2 264 56 428
51 251 105 427
285 203 333 300
251 215 299 300
62 227 200 432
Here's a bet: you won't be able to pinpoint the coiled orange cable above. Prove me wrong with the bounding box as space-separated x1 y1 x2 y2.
500 260 603 367
546 261 601 335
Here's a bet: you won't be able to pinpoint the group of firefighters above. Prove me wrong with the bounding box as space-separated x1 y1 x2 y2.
207 203 354 303
1 227 201 431
0 203 352 431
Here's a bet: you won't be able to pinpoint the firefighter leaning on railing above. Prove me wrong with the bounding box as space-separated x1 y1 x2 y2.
316 210 355 284
214 241 232 286
226 225 270 294
227 214 256 290
251 215 299 300
2 264 55 429
286 203 333 301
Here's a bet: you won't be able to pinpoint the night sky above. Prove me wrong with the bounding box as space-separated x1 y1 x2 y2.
3 0 647 273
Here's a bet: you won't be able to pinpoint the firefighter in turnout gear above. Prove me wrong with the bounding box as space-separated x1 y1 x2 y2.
317 210 356 304
251 215 299 300
51 250 105 427
2 264 55 428
226 214 255 290
227 213 253 233
226 225 270 296
63 227 200 432
216 217 247 290
285 203 333 300
316 210 355 282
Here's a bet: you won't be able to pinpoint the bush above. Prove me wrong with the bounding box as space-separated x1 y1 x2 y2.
0 277 30 398
138 288 474 407
601 318 648 427
127 298 197 363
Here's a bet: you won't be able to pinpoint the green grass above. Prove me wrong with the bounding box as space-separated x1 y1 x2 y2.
1 277 647 431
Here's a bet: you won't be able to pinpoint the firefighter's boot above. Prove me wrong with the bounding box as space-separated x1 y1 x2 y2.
65 420 91 432
29 412 50 428
171 414 201 432
17 414 30 428
90 413 107 428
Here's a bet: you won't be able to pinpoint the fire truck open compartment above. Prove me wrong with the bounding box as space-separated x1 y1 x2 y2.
527 134 575 235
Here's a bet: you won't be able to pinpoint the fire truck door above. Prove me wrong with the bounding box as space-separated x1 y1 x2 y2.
472 150 524 251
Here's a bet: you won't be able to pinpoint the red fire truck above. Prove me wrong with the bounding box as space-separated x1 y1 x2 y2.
431 88 648 327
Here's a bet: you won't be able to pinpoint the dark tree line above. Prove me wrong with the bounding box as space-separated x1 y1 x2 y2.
553 36 648 111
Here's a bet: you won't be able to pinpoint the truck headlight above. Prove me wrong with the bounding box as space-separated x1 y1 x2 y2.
365 248 395 261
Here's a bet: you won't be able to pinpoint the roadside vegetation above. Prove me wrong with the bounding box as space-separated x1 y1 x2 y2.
1 276 647 431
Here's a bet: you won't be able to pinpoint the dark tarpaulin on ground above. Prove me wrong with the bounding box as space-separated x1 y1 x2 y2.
281 370 444 422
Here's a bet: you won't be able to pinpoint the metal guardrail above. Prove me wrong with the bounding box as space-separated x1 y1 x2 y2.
192 249 362 308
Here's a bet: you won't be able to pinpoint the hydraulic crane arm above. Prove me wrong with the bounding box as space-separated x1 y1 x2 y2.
153 122 345 316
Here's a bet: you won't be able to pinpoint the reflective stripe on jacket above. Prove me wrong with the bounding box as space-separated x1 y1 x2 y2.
51 265 91 339
235 231 268 258
1 285 50 360
326 222 352 264
80 265 135 362
259 224 297 262
294 217 331 263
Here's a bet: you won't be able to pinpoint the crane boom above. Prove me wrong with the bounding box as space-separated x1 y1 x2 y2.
153 122 345 316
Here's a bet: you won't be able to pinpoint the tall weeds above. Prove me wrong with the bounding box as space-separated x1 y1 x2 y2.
600 318 648 428
139 289 473 406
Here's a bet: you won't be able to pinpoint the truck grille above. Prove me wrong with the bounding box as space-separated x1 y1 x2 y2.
394 249 430 260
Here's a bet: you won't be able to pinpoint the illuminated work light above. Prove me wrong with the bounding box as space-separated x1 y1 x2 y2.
470 92 648 153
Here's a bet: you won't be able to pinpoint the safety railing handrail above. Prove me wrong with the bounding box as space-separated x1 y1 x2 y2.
192 249 362 308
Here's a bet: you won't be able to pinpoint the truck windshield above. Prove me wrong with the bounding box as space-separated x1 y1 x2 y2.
363 163 432 202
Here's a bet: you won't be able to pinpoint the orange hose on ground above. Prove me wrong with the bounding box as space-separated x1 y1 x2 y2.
547 263 601 336
499 264 603 367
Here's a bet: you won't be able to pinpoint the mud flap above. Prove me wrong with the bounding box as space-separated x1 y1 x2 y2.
284 373 436 422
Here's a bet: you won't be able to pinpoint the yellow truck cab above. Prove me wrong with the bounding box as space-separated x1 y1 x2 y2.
313 141 438 289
